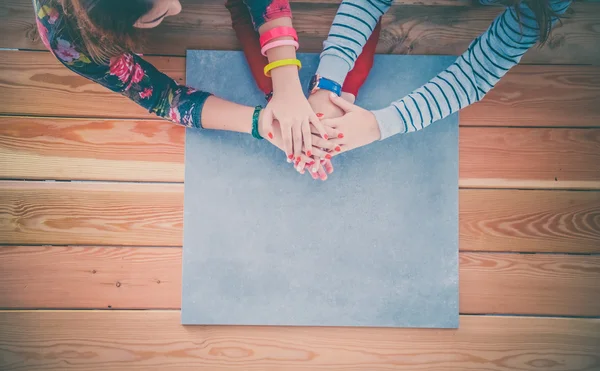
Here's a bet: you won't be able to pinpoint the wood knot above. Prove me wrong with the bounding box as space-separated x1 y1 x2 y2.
115 281 121 287
91 270 97 274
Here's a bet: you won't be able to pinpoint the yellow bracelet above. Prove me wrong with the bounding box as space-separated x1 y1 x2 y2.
264 58 302 77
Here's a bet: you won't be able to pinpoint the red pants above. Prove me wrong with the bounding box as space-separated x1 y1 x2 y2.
225 0 381 99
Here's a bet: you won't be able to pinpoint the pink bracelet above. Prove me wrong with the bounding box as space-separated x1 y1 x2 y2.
259 26 298 47
261 39 299 56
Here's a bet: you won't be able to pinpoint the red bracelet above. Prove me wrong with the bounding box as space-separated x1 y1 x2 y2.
259 26 298 47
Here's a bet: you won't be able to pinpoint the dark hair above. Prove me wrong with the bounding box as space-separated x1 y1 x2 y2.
40 0 153 63
501 0 566 45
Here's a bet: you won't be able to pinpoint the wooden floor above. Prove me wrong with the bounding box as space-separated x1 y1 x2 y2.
1 0 600 369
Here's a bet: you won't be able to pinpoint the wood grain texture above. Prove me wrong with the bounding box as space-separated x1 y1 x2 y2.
3 117 599 188
459 252 600 316
0 181 184 247
0 117 185 182
0 246 181 309
460 127 600 189
2 51 599 126
0 311 598 371
2 0 598 64
461 65 600 128
1 181 599 252
1 246 599 316
0 51 182 119
460 189 600 253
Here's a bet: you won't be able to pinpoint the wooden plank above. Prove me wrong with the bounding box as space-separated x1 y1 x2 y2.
0 181 184 247
461 65 600 128
460 127 600 190
1 181 599 252
1 246 598 316
460 189 600 253
2 117 599 188
2 0 598 64
0 246 182 310
0 311 598 371
1 51 599 126
0 51 182 119
459 252 600 316
0 117 185 182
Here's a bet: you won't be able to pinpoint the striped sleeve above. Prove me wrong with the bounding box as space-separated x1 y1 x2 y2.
315 0 393 85
373 0 572 140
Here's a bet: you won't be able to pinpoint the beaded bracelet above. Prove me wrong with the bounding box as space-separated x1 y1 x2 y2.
251 105 263 140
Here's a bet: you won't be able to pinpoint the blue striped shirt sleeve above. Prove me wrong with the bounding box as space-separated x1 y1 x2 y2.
315 0 393 85
372 0 571 140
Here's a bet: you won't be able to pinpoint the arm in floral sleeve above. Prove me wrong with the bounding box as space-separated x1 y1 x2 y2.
35 3 210 128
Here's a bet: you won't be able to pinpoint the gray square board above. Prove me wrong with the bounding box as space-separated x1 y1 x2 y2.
182 51 459 328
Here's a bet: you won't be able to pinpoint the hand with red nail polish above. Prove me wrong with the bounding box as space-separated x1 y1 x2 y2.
319 93 381 156
260 117 324 176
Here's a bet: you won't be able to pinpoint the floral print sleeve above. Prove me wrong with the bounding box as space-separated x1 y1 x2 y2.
244 0 292 29
34 1 210 128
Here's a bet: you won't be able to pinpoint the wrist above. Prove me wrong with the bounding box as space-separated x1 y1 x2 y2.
271 65 301 91
368 111 382 142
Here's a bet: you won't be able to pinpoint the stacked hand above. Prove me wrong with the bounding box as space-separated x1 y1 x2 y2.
319 93 381 155
260 90 381 181
262 79 330 163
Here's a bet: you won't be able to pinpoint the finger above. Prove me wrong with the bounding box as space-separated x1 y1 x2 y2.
296 153 315 172
292 121 303 161
301 118 313 158
310 123 342 140
294 156 306 174
309 167 319 180
317 164 328 181
311 134 337 152
280 120 293 162
309 147 330 161
329 92 356 113
322 159 334 174
308 113 329 140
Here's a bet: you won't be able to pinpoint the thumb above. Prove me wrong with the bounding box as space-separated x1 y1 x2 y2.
329 92 355 113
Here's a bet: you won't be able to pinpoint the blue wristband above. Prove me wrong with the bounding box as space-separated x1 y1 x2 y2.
308 74 342 96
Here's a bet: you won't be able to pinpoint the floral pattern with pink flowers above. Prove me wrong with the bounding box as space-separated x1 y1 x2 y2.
36 18 52 52
139 87 153 99
54 38 80 63
109 54 134 84
33 0 291 128
169 107 181 123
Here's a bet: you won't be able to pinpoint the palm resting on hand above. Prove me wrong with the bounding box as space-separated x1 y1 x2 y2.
319 93 381 156
302 90 370 180
258 112 337 179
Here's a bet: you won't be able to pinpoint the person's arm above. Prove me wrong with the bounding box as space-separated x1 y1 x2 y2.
242 0 329 162
372 0 572 139
316 0 393 86
34 2 260 133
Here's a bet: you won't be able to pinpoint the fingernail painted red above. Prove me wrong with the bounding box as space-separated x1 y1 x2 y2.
323 134 329 140
288 154 294 159
307 151 312 157
268 132 273 139
325 154 332 160
296 156 301 162
335 146 341 152
338 133 344 139
316 113 324 118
